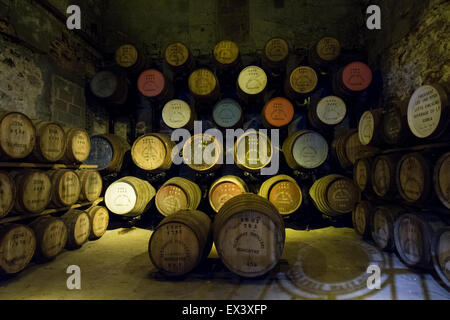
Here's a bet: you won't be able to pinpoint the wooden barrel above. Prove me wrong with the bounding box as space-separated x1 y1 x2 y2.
352 201 373 238
48 169 81 208
382 104 412 146
84 134 131 172
213 193 285 278
76 170 103 202
434 152 450 209
282 130 328 170
262 97 294 128
12 170 52 214
237 66 268 107
132 133 174 172
234 130 272 172
208 175 249 213
333 61 373 97
353 158 372 193
394 212 446 269
310 174 361 217
105 177 156 217
431 227 450 288
308 37 341 70
358 109 383 146
407 83 449 140
155 177 201 217
214 40 241 73
61 127 91 164
261 37 290 77
0 223 36 274
308 95 347 129
87 206 109 240
0 171 16 219
371 206 405 251
259 175 302 215
371 154 400 199
148 209 212 276
396 153 432 204
138 69 174 103
30 120 66 163
89 70 129 104
284 66 318 102
29 216 67 262
182 133 223 173
162 99 195 130
61 209 91 250
165 42 195 76
0 111 36 160
115 44 151 74
188 68 220 105
213 99 243 129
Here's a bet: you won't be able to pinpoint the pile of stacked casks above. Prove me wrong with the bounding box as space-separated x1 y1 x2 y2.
351 82 450 288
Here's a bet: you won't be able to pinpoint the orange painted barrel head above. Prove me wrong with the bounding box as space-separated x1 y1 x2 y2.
342 62 373 92
137 69 165 97
264 97 294 127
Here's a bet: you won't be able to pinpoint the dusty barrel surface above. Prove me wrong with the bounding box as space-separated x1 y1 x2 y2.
31 120 66 163
371 154 399 199
283 130 329 170
309 174 361 217
0 223 36 274
85 134 131 172
209 175 249 213
433 152 450 209
353 158 372 193
155 177 201 217
132 133 174 172
396 153 432 204
61 209 91 250
394 212 446 269
12 170 52 214
29 216 67 262
162 99 195 130
0 171 16 218
0 111 36 160
407 83 449 140
61 127 91 164
76 170 103 202
213 99 243 129
105 177 156 217
371 206 404 252
48 169 81 208
431 227 450 288
148 209 212 277
213 194 285 278
87 206 109 240
352 201 373 239
258 175 303 215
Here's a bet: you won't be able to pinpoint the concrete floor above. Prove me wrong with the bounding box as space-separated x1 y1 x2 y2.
0 227 448 300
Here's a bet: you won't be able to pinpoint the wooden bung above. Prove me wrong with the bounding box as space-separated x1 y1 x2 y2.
258 175 303 215
105 177 156 217
0 223 36 274
148 209 212 277
0 171 16 219
61 127 91 164
208 175 249 213
30 120 66 163
0 111 36 160
155 177 201 217
48 169 81 208
29 216 67 262
76 170 103 202
11 170 52 214
61 209 91 250
132 133 174 172
84 134 131 172
371 205 405 252
87 206 109 240
213 193 285 278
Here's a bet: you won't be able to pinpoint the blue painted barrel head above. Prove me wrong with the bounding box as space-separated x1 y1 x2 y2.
84 135 114 170
213 99 242 128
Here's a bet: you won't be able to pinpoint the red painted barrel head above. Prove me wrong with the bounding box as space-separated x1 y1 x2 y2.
264 97 294 127
137 69 165 97
342 62 373 92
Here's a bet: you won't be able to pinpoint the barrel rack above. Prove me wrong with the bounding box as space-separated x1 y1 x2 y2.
0 161 102 225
